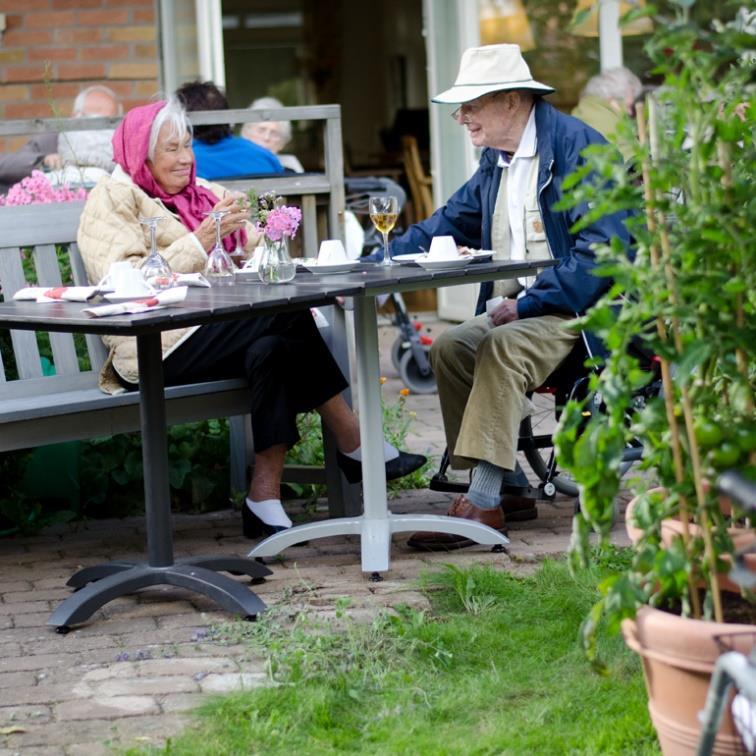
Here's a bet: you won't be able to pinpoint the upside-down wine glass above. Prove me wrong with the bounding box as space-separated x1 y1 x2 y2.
203 209 236 286
368 195 399 267
139 216 172 289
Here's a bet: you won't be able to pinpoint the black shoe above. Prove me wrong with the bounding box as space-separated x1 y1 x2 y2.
242 505 290 539
336 450 427 485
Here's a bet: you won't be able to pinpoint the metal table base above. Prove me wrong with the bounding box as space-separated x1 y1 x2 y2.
249 294 510 573
47 333 270 631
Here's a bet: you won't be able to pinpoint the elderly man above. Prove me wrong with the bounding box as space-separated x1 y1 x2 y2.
391 44 632 550
0 85 120 193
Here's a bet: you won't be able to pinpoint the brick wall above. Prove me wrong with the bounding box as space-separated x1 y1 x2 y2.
0 0 160 153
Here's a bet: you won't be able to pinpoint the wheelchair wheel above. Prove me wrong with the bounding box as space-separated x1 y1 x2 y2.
398 345 437 394
391 335 409 372
520 414 580 498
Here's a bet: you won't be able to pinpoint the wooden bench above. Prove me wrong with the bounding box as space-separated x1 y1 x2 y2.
0 105 359 517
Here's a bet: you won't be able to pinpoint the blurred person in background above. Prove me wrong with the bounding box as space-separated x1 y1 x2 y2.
176 81 283 180
571 67 643 162
0 84 121 193
242 97 305 173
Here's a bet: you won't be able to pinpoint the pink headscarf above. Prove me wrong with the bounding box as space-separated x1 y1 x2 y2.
112 101 246 254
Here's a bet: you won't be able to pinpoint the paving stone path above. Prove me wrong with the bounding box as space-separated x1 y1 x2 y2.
0 317 630 754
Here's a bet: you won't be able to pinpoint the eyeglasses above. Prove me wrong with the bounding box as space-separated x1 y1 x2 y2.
450 92 502 123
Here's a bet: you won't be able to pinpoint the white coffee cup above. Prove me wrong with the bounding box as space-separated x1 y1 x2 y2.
318 239 348 264
103 262 152 296
428 236 458 260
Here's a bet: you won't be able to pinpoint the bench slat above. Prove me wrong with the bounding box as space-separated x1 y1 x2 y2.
33 244 81 376
0 247 43 379
69 242 108 369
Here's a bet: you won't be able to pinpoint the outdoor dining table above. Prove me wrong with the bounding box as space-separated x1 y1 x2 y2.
0 257 549 627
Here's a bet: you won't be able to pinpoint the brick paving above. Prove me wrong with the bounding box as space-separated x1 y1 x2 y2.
0 316 630 754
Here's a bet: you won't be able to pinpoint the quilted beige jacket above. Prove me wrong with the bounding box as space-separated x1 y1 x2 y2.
77 166 252 393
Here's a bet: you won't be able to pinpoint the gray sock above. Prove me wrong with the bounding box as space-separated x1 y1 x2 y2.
466 461 506 510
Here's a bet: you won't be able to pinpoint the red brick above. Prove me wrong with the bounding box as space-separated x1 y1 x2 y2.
3 30 54 47
0 49 26 65
133 43 157 60
133 79 160 97
30 81 80 99
24 10 77 28
0 85 30 101
4 102 55 119
2 65 49 84
107 26 154 42
104 0 152 4
29 47 78 62
0 1 51 11
108 62 157 79
77 8 129 25
79 44 130 61
53 0 103 7
57 62 106 81
96 80 133 98
133 8 155 23
56 28 102 45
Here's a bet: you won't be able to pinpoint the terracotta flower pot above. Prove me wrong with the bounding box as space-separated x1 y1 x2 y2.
623 606 754 755
622 493 756 754
625 493 756 593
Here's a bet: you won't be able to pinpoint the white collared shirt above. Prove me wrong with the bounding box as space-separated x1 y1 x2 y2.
497 106 537 266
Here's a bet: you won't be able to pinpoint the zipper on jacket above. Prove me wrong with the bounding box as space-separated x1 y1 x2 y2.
537 159 555 259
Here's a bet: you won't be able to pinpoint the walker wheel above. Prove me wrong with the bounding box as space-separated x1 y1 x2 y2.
399 346 437 395
543 481 557 498
391 336 409 372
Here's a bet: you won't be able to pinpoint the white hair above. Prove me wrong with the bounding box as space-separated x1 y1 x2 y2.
243 96 292 144
582 67 643 103
72 84 123 117
147 97 192 162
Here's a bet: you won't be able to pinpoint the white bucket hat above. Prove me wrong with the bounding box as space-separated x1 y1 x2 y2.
432 44 555 104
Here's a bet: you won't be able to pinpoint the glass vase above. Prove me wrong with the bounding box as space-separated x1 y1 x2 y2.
258 236 296 284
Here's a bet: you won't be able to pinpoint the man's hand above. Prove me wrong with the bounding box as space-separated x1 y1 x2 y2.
488 298 519 326
43 153 63 170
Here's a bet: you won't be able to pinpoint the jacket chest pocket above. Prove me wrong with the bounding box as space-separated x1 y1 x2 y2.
525 209 550 261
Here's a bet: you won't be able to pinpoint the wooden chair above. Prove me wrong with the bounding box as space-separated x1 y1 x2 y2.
401 135 434 223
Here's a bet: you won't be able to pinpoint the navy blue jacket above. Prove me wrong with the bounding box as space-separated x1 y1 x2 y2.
391 99 632 320
193 135 283 180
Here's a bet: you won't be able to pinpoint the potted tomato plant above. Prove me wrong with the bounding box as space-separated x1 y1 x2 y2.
554 2 755 753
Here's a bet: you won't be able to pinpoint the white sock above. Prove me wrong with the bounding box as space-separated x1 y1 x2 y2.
342 440 399 463
245 498 292 528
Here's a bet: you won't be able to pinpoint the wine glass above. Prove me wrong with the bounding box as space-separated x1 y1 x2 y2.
369 195 399 267
203 210 236 286
139 216 172 289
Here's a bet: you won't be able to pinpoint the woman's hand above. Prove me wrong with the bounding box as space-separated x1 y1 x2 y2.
195 196 250 251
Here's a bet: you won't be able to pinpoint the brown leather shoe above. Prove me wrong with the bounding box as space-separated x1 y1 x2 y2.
500 494 538 522
407 494 506 551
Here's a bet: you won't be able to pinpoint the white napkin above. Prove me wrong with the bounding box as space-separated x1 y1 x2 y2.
13 286 100 303
84 286 188 317
174 273 210 288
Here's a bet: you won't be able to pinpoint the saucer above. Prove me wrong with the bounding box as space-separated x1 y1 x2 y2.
303 261 360 275
416 257 473 271
393 253 425 265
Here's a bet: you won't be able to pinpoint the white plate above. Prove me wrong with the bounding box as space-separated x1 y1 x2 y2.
303 261 360 275
104 292 156 303
416 257 473 271
393 253 425 264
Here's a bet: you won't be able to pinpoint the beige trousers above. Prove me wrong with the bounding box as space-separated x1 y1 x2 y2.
430 313 578 471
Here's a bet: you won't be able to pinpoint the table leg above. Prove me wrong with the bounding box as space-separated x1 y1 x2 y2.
48 332 270 630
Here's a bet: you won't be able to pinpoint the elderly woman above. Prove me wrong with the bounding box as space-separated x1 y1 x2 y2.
242 97 305 173
77 98 425 538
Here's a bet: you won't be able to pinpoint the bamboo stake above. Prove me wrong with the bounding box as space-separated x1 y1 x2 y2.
636 101 702 619
647 97 723 622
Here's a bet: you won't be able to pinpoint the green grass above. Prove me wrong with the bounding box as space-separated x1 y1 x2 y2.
142 555 658 755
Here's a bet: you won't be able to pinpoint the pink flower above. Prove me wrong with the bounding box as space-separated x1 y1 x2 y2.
0 170 87 207
257 205 302 242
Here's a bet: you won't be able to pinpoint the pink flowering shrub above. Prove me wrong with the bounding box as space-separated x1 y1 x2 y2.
0 170 87 207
